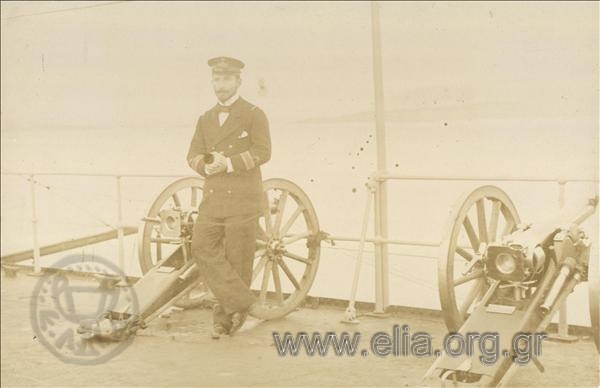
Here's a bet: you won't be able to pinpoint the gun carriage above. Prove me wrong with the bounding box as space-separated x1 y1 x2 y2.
424 185 599 386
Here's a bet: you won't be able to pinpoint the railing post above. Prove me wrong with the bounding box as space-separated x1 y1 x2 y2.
115 176 127 284
29 175 42 275
342 181 377 324
551 181 578 342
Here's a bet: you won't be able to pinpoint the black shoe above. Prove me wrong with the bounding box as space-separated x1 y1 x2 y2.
229 312 248 335
211 323 229 339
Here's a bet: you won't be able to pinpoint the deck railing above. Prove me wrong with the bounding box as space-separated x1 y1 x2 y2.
1 170 597 335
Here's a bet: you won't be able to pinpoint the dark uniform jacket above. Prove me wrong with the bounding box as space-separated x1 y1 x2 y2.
187 97 271 217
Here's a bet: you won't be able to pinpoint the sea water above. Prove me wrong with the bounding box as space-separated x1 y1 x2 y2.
1 116 597 324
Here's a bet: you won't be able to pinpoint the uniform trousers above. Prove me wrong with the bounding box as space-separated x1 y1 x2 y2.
191 211 258 329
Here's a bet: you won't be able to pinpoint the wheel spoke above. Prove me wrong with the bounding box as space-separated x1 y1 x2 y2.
263 194 274 236
462 216 480 251
156 233 162 262
256 226 269 242
456 246 473 262
454 269 484 287
254 248 266 259
252 256 268 282
502 220 515 238
279 204 304 238
259 260 272 303
278 258 301 290
500 204 516 236
476 199 488 244
172 192 181 208
488 199 501 243
273 191 289 237
502 214 516 237
190 187 198 208
282 251 311 265
282 231 311 245
272 261 284 304
459 279 484 317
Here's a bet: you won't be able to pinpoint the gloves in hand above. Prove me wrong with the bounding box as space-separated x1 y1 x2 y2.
205 152 228 175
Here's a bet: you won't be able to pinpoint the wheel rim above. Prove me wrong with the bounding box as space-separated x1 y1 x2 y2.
138 177 204 274
249 178 321 320
438 185 520 332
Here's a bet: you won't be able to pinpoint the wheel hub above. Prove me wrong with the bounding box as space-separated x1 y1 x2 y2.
266 238 285 257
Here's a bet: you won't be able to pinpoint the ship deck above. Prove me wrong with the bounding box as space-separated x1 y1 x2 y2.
1 271 598 387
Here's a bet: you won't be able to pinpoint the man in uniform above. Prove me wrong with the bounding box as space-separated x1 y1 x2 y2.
187 56 271 338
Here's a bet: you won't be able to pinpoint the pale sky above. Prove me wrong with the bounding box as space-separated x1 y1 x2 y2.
1 1 598 130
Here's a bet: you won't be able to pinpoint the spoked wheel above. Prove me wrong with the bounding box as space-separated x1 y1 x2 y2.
439 185 520 332
137 177 321 320
138 177 204 273
137 177 210 307
249 178 321 320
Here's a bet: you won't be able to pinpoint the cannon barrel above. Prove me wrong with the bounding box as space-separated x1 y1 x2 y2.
498 196 598 277
505 196 597 250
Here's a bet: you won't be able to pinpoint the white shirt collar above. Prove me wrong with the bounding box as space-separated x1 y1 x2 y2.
218 93 239 107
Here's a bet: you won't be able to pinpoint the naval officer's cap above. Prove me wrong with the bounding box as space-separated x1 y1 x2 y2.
208 56 245 75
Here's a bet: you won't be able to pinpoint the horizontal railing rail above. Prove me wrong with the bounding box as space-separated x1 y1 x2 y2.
1 171 195 178
2 170 597 182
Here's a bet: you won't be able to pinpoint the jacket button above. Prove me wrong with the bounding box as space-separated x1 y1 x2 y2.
209 189 214 193
228 145 233 149
227 190 232 194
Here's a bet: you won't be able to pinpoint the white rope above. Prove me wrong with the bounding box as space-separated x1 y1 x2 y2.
22 175 117 230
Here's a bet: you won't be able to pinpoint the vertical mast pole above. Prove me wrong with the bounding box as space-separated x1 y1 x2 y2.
370 1 389 313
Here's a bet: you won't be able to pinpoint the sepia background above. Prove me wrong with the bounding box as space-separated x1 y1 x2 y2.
1 1 598 328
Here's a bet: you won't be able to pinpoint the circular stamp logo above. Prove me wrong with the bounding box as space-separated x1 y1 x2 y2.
30 254 139 365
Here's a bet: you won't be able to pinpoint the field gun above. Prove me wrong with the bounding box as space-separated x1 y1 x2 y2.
77 176 323 340
424 186 598 386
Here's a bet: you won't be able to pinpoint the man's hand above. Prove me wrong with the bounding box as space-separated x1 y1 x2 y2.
205 152 227 175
